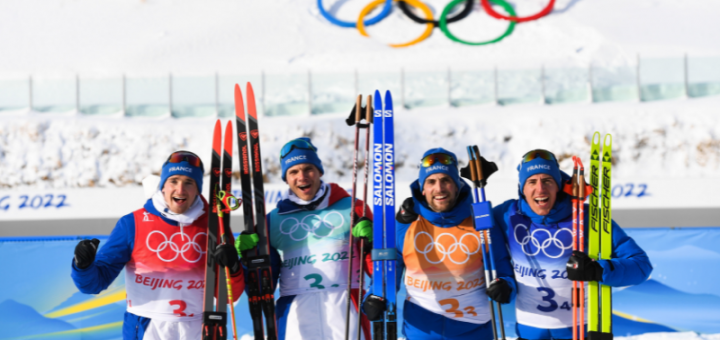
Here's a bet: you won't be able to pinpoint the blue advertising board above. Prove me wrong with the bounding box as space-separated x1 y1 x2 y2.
0 227 719 339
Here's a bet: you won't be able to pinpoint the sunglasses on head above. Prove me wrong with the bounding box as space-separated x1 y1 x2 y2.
521 149 558 164
421 153 456 168
165 151 204 170
280 139 317 159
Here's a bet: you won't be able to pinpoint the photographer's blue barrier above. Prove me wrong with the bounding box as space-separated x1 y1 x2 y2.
1 227 719 339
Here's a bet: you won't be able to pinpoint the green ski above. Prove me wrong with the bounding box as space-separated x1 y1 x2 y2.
588 132 613 340
600 134 613 338
588 132 601 335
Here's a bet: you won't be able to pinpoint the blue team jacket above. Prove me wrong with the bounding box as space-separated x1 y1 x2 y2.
395 181 517 340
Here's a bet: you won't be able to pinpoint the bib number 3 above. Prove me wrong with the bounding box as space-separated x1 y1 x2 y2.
439 298 477 318
535 287 571 312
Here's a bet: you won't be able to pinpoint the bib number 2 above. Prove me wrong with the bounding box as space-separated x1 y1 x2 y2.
304 274 326 289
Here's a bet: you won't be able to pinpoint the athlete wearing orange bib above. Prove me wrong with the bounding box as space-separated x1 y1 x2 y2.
394 148 516 340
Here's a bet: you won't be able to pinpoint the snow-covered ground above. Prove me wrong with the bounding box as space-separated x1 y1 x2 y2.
1 0 719 190
2 95 719 189
2 0 720 77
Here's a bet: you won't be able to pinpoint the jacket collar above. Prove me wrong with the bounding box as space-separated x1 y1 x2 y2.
410 180 472 228
143 196 209 227
277 183 348 214
517 193 572 225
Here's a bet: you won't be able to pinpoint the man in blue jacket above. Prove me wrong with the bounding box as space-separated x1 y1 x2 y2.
243 137 374 340
71 151 250 340
492 149 653 340
392 148 516 340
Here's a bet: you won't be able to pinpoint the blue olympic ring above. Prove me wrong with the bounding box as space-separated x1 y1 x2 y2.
317 0 393 28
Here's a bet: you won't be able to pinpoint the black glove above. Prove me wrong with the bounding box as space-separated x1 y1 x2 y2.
566 250 604 281
486 278 512 304
74 238 100 270
396 197 418 224
362 294 387 321
213 243 241 275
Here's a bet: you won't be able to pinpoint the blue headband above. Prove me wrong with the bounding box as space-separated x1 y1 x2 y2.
418 148 464 192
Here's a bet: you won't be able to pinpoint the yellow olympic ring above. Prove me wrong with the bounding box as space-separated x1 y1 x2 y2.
357 0 434 48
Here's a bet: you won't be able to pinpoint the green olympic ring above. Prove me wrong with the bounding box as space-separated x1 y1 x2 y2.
439 0 516 46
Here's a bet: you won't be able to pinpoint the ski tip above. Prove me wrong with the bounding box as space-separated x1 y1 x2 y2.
224 120 233 154
374 89 381 99
384 90 392 105
234 84 245 121
603 133 612 148
592 131 601 145
246 82 258 120
213 120 222 155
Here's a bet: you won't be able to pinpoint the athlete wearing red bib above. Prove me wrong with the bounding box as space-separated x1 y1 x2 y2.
71 151 247 340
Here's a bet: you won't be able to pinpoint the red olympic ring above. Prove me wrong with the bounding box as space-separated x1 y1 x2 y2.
480 0 556 23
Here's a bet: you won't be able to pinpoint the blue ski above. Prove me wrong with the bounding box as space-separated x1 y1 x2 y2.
370 90 397 340
382 91 397 340
371 90 385 340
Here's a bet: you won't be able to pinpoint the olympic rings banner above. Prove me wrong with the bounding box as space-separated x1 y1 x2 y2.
1 227 719 339
317 0 555 47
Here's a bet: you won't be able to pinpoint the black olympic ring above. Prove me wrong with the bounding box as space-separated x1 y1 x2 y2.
398 0 474 28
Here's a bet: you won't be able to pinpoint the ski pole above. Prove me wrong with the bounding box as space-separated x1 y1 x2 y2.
355 95 373 340
577 157 587 340
345 95 363 340
571 157 579 340
466 146 499 340
472 145 505 340
217 190 242 340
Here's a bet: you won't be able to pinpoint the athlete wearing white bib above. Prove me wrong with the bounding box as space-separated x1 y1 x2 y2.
258 138 374 340
392 148 516 340
71 151 249 340
492 149 652 340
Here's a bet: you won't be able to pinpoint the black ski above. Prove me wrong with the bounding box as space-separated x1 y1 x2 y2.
235 84 265 339
236 82 278 340
202 120 227 340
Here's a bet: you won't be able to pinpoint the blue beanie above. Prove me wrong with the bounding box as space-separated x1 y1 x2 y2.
418 148 464 192
281 137 324 182
159 155 204 194
517 154 562 194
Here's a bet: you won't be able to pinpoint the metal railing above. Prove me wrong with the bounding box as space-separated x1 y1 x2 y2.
1 55 718 118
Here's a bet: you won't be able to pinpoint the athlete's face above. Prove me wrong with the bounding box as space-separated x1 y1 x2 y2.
523 173 558 216
162 175 198 214
286 163 322 201
422 173 458 213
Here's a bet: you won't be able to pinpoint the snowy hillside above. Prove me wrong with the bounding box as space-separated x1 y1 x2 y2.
2 96 719 189
2 0 720 76
1 0 719 190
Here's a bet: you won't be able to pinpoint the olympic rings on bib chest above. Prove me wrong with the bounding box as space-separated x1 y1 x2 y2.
279 211 346 241
513 223 573 259
414 231 481 265
146 230 207 263
318 0 555 47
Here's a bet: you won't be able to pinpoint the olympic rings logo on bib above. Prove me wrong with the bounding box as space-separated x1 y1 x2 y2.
317 0 555 47
279 211 345 241
146 230 207 263
513 224 572 259
414 231 480 265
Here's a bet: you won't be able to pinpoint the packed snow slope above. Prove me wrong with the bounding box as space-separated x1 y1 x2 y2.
2 97 719 189
1 0 719 189
1 0 720 77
